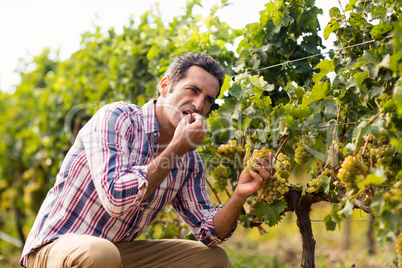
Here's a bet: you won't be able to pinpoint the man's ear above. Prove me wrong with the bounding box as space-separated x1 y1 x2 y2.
159 77 170 97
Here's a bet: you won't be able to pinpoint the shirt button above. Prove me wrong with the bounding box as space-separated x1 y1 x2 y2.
126 233 130 237
140 207 145 211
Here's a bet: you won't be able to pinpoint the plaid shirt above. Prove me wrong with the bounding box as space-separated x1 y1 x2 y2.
20 100 233 267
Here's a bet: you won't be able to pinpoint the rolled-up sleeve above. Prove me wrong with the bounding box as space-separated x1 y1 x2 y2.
82 103 148 217
171 153 236 247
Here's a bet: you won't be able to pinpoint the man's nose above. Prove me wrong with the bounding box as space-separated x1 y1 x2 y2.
192 96 203 114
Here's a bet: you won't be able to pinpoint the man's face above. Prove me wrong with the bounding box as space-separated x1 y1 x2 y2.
159 65 220 128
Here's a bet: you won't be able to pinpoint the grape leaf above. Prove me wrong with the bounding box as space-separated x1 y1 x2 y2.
381 211 401 234
313 59 335 83
218 75 231 99
253 200 287 227
324 19 340 40
394 79 402 116
323 214 336 231
301 81 329 107
290 105 311 119
321 176 331 194
356 168 386 189
339 199 354 217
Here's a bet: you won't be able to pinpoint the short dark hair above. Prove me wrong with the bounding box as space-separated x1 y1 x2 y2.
157 52 225 97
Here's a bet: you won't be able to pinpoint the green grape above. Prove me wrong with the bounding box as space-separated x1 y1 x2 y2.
217 139 242 157
211 164 229 191
337 155 368 194
307 168 332 193
369 131 399 182
396 233 402 268
295 137 313 165
374 143 393 167
244 147 269 174
386 153 402 181
383 181 402 215
243 136 254 165
356 142 372 168
274 153 291 180
326 140 345 167
262 176 289 205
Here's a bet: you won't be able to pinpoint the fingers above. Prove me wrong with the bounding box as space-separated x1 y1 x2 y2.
252 152 273 179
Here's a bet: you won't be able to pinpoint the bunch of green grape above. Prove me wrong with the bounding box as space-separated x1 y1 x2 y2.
244 147 269 174
307 168 331 194
295 137 313 165
368 131 400 182
383 181 402 215
326 140 345 167
262 176 289 205
211 164 229 191
243 136 254 165
274 153 291 180
217 140 242 157
337 155 368 194
356 142 372 168
373 143 393 167
387 153 401 181
396 232 402 268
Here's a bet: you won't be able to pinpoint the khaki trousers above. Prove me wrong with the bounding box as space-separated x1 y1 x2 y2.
27 234 231 268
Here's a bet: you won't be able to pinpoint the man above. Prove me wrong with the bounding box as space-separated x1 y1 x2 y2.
21 52 272 267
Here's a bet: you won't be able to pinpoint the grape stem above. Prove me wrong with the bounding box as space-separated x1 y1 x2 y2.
274 135 289 159
205 178 222 204
394 138 402 156
361 134 371 162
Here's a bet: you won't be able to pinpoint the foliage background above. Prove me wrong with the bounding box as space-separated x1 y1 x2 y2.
0 0 401 267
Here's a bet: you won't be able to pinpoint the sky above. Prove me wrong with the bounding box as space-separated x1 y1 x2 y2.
0 0 343 93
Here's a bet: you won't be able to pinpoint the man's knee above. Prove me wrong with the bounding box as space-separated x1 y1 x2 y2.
77 238 122 268
209 246 231 268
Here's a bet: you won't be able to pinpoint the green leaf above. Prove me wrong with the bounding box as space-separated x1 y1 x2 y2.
371 22 393 40
253 200 286 227
323 214 336 231
381 211 401 234
230 83 242 99
393 79 402 116
321 176 331 194
257 128 268 143
301 81 329 107
313 59 335 83
339 199 354 217
345 0 358 12
371 194 385 214
290 105 310 119
218 75 231 99
324 19 340 40
356 168 386 189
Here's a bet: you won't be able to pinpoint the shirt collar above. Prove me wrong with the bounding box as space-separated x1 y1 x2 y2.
142 99 160 135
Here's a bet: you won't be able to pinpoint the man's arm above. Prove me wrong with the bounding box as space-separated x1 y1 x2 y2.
213 155 272 239
142 113 207 201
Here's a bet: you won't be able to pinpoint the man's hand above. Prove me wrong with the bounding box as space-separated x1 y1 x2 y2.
213 152 273 239
170 113 207 156
235 152 273 201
